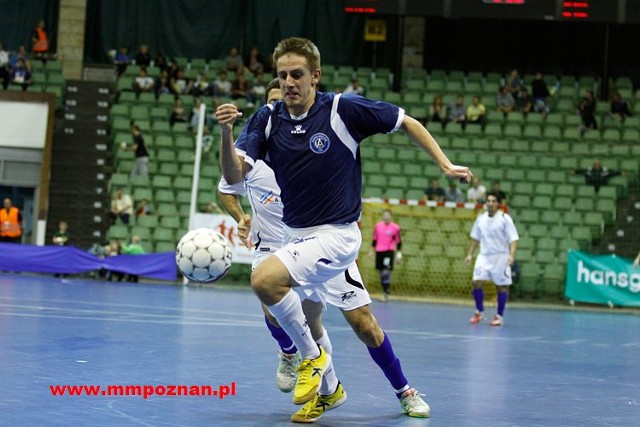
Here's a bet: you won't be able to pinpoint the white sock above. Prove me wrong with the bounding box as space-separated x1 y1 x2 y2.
266 290 319 359
317 329 339 395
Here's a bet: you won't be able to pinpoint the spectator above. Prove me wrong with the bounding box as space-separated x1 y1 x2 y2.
213 69 232 97
114 47 130 77
105 240 125 282
444 182 464 203
516 87 532 115
134 44 151 67
424 178 445 202
531 71 551 114
244 46 265 75
570 159 623 193
491 181 509 214
121 124 150 178
578 89 598 133
467 177 487 204
343 78 364 96
192 71 212 97
154 52 169 72
132 67 155 97
224 47 242 73
448 94 466 128
497 86 515 116
231 70 253 104
52 220 70 246
110 187 133 225
0 42 10 89
428 95 447 129
610 91 632 124
251 70 267 102
505 69 523 99
368 209 402 302
135 199 153 219
10 58 32 90
171 68 193 96
8 45 29 69
121 235 146 282
31 19 49 61
169 98 188 127
155 69 172 97
0 197 22 243
190 96 213 130
466 95 486 129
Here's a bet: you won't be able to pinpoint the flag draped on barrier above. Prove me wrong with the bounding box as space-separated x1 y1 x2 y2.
565 250 640 307
0 243 177 281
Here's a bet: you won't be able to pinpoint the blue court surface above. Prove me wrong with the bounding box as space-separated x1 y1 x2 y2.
1 273 639 427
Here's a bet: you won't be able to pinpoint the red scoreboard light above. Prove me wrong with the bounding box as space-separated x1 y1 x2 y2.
562 1 590 19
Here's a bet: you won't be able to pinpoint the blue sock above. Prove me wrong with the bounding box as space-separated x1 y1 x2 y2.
367 333 408 394
264 315 297 354
472 288 484 312
497 291 508 316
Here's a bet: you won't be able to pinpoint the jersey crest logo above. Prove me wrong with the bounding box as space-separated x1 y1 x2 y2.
291 124 306 134
309 133 330 154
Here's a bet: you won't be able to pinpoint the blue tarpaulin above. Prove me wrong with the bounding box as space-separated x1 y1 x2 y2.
0 243 177 281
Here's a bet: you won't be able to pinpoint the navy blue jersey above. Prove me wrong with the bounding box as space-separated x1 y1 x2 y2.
235 92 404 227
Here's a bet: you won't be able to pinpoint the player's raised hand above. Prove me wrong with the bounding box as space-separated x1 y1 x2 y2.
237 214 252 248
443 164 473 184
215 104 243 131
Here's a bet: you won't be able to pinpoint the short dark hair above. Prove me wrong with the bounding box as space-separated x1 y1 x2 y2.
265 78 280 103
487 191 502 204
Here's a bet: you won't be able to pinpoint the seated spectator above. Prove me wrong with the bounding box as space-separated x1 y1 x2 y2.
52 221 70 246
231 70 253 104
516 87 532 115
134 44 151 67
133 67 155 96
610 91 632 123
8 45 30 70
224 47 242 73
10 58 32 90
190 97 213 130
448 95 466 128
570 159 624 192
505 69 523 99
192 71 212 97
113 46 130 77
466 96 486 129
135 199 153 219
154 52 169 72
244 46 265 75
531 71 551 114
491 181 509 213
169 98 189 127
251 71 267 102
121 235 146 282
578 89 598 133
105 240 125 282
428 95 447 129
444 182 464 203
467 177 487 204
343 78 364 95
424 179 445 202
213 70 232 97
497 86 515 116
171 68 193 95
0 42 9 90
110 187 133 225
155 69 172 97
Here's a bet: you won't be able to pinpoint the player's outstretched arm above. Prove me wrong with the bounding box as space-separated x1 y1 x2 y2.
216 103 248 185
401 115 472 184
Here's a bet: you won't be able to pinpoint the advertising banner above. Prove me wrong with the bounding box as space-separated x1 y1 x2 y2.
190 213 254 265
565 250 640 307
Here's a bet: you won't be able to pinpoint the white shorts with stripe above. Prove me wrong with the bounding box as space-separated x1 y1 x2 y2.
472 253 513 286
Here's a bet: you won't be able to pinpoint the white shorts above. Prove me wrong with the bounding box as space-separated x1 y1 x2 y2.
472 253 513 286
254 239 371 311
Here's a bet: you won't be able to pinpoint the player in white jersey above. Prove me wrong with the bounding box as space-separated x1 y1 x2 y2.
465 192 519 326
217 80 427 422
216 37 472 416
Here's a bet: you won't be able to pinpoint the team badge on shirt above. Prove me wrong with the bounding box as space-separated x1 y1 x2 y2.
309 133 330 154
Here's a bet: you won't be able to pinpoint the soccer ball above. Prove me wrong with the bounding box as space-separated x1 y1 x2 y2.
176 228 232 283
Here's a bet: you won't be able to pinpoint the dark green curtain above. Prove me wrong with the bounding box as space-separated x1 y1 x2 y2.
83 0 397 70
0 0 59 53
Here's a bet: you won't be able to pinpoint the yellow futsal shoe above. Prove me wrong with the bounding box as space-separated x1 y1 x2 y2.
291 382 347 423
292 346 331 405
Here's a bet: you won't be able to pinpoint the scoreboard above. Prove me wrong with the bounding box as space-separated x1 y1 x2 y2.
345 0 636 24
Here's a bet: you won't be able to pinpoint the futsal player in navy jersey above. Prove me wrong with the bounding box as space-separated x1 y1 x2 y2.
216 79 433 421
216 37 472 417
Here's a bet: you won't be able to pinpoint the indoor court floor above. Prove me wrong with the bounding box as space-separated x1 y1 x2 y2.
1 273 639 426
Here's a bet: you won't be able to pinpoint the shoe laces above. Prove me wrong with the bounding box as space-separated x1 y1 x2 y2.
278 351 297 375
401 389 427 405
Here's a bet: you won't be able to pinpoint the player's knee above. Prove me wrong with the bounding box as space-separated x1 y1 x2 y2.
344 309 384 347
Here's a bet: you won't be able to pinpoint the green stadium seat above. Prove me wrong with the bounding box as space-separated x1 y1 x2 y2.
108 225 129 240
549 225 570 240
518 263 541 298
537 237 557 252
540 211 561 226
528 224 548 239
541 264 565 298
137 215 159 228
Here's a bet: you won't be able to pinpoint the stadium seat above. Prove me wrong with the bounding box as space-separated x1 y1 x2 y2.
518 263 541 298
541 265 565 299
